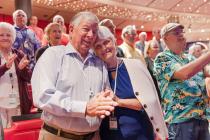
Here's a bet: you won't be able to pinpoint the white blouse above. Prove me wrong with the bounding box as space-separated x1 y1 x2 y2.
0 57 20 109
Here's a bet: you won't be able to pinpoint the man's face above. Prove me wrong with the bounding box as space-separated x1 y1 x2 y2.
165 27 186 51
70 19 98 57
56 18 64 26
30 16 38 26
14 11 27 28
124 30 137 44
193 45 202 58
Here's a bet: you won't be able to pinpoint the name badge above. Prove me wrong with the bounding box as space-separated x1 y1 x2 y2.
109 115 117 130
8 93 18 105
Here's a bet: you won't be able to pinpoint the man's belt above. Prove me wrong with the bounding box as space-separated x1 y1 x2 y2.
43 123 95 140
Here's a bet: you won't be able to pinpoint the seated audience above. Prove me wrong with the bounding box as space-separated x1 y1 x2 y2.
0 22 32 128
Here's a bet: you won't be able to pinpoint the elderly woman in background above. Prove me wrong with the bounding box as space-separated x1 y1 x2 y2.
0 22 32 128
42 15 68 46
36 23 62 61
95 26 168 140
144 40 160 73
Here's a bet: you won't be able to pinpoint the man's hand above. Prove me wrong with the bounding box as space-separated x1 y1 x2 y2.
18 55 29 70
86 89 118 118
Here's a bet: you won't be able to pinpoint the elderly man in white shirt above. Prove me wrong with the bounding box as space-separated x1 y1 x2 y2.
31 11 118 140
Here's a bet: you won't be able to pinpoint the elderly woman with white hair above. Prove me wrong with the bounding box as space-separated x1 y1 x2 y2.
12 9 40 70
94 26 168 140
0 22 32 128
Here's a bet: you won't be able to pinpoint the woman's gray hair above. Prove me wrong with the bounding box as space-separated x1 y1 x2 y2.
0 22 16 43
12 9 27 25
97 26 115 44
70 11 99 26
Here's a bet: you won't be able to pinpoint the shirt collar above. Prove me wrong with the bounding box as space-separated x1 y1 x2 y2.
14 25 28 31
65 43 95 60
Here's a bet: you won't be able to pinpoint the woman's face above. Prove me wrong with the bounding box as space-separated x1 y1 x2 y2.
48 25 62 45
147 42 160 59
0 27 13 49
94 38 116 63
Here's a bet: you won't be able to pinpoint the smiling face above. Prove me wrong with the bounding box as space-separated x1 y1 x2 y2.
94 38 116 64
0 27 13 50
70 19 98 58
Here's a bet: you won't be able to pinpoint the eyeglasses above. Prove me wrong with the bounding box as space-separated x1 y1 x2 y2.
126 32 137 36
168 30 185 36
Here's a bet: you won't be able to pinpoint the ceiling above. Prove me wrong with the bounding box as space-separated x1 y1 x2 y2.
0 0 210 42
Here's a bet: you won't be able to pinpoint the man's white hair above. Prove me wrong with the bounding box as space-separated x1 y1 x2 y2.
12 9 27 25
70 11 99 26
139 32 147 38
0 22 16 43
121 25 136 40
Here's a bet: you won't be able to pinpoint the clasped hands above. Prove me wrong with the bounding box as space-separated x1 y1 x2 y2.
86 89 118 118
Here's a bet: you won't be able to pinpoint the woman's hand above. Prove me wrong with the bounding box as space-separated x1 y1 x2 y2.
6 54 17 69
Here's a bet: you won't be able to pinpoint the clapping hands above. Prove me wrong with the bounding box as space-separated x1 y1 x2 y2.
5 54 17 69
18 55 29 70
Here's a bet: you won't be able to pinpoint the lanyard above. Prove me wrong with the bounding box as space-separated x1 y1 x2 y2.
113 59 119 95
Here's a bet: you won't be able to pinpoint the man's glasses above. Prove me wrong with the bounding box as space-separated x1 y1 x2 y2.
126 32 137 36
168 30 185 36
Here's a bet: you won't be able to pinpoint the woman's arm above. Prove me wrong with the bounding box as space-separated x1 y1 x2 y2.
115 96 142 111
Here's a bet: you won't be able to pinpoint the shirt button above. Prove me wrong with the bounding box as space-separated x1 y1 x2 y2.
143 104 147 108
156 128 159 132
135 92 139 96
150 116 154 120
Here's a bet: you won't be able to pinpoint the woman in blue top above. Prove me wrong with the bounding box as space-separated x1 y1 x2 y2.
94 26 155 140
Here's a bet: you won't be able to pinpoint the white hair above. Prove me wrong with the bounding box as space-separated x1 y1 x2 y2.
139 32 147 38
0 22 16 43
70 11 99 26
53 15 64 23
12 9 27 25
189 43 202 55
97 26 115 43
121 25 136 40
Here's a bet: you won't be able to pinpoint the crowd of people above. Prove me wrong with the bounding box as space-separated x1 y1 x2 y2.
0 9 210 140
